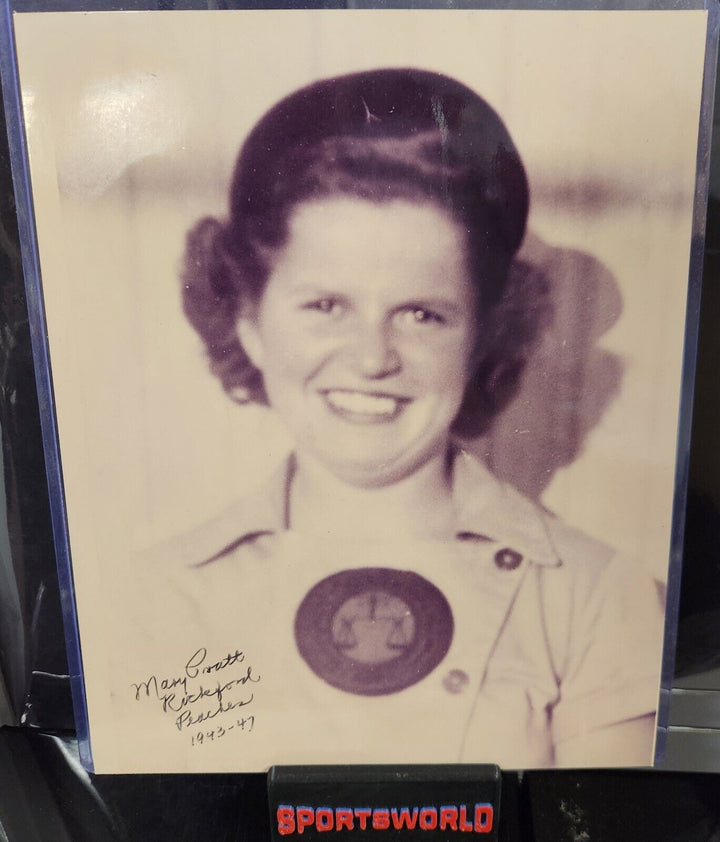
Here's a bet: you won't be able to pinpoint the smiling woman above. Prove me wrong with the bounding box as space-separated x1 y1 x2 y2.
173 68 664 769
237 197 477 496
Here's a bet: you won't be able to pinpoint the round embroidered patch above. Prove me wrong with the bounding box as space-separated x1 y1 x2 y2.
295 568 454 696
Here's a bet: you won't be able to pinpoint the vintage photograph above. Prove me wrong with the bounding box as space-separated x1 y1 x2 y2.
13 9 710 771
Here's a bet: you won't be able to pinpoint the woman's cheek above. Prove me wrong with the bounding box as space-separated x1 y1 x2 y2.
409 333 472 384
281 327 341 376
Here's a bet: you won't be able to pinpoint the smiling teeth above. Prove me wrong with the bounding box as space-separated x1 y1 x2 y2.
325 390 399 415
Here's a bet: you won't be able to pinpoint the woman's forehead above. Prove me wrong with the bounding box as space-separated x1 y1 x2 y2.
265 196 474 302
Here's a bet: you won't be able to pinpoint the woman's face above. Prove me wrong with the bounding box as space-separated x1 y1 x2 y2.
238 196 478 488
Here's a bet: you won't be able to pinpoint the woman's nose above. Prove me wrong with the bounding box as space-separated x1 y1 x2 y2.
348 322 401 379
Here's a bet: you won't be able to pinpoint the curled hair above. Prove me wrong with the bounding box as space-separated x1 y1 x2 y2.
454 258 550 437
183 68 547 434
182 216 267 404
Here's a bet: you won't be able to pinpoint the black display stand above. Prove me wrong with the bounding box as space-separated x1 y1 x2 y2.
267 765 500 839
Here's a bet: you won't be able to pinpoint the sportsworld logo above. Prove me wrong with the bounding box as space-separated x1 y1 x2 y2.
276 803 494 835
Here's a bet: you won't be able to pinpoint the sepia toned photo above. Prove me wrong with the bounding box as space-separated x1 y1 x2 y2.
12 8 711 771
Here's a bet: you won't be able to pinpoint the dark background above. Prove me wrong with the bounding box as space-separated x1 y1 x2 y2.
2 3 720 840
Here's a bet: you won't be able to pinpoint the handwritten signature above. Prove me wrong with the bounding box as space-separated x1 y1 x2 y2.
130 646 260 735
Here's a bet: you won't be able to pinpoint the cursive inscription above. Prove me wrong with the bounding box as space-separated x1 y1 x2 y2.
131 646 260 739
191 716 254 747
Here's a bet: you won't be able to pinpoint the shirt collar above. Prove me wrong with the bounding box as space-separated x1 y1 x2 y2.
451 448 561 567
197 450 561 568
191 457 290 567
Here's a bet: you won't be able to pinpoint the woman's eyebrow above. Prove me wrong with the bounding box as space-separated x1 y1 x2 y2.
285 284 343 297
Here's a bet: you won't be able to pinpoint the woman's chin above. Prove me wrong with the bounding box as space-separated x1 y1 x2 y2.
299 446 448 491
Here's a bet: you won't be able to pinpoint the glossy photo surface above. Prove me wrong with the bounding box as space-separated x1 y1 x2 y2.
11 9 711 771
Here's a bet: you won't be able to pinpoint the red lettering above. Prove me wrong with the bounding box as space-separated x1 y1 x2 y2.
439 806 458 830
276 802 493 834
315 808 333 832
335 808 354 830
391 807 418 829
459 805 473 832
277 806 295 836
372 809 390 830
296 807 314 834
475 804 494 833
419 808 438 830
354 808 372 830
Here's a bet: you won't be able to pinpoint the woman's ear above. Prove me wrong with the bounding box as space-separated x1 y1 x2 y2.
236 313 265 371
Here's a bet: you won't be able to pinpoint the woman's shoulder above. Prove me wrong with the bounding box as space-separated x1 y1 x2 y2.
455 448 665 639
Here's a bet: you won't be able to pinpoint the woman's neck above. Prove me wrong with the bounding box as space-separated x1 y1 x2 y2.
288 449 456 541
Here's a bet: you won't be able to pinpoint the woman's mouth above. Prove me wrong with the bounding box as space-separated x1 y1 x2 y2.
320 389 408 423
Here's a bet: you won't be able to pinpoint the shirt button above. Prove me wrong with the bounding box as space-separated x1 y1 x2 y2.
494 547 523 570
443 669 470 694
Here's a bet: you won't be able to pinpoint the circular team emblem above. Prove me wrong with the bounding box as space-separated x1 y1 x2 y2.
295 568 454 696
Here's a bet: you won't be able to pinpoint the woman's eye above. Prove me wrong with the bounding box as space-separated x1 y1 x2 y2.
399 307 445 326
303 298 342 316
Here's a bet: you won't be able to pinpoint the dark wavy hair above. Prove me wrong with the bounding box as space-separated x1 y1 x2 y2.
182 68 548 437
